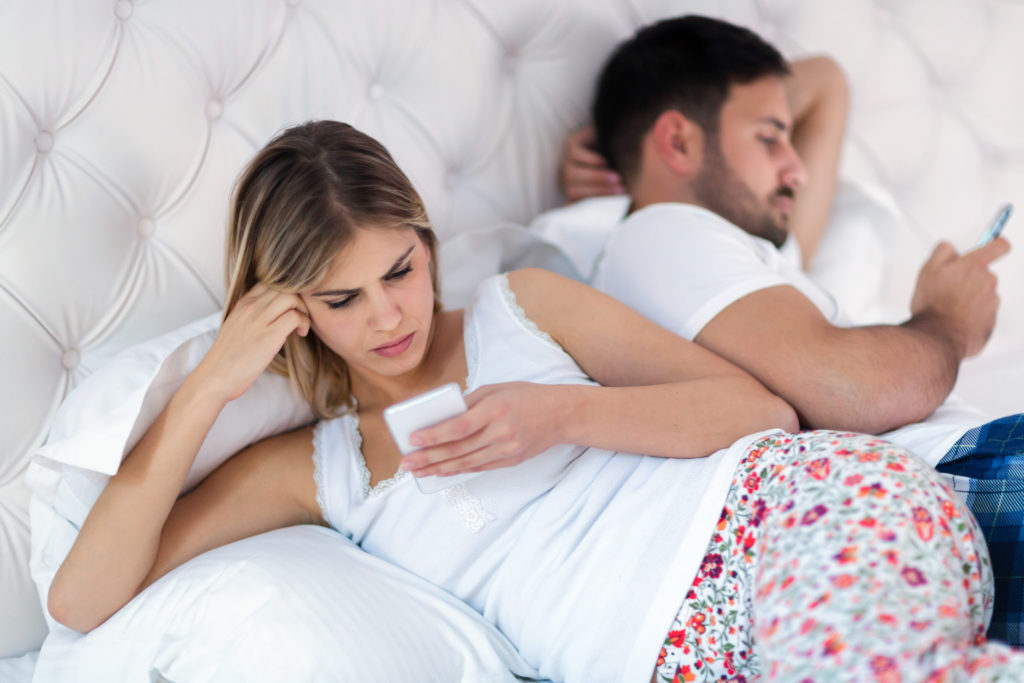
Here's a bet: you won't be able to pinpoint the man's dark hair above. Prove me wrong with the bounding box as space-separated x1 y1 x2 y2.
592 15 789 183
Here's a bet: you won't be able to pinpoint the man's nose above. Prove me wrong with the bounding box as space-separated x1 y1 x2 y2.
781 146 808 190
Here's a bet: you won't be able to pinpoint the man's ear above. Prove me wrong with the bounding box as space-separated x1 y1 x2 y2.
651 110 704 177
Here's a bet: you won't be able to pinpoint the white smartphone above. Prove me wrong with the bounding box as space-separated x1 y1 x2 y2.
382 382 478 494
976 203 1013 247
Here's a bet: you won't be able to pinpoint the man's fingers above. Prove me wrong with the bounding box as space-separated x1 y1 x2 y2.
969 235 1011 266
565 178 625 202
567 142 612 169
565 164 620 186
925 241 958 267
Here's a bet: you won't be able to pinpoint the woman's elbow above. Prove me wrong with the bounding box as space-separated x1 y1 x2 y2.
748 379 798 433
47 574 107 634
770 395 800 434
48 581 81 633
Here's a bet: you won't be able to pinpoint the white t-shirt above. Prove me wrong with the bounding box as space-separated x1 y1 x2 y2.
592 202 986 466
312 274 777 683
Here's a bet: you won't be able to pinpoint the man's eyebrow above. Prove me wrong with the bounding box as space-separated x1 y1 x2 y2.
758 117 789 132
312 245 416 298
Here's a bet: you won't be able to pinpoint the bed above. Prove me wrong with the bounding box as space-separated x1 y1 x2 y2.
2 1 1023 680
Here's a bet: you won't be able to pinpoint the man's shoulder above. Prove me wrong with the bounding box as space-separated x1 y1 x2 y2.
607 202 763 259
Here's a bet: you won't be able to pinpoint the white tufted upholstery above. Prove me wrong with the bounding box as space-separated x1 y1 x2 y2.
2 0 1022 659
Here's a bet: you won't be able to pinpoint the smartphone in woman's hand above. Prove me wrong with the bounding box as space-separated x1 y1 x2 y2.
384 383 479 494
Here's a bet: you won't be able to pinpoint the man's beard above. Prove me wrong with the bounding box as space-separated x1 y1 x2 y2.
690 135 791 249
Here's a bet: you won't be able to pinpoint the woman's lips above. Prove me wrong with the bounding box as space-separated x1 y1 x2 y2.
372 332 414 358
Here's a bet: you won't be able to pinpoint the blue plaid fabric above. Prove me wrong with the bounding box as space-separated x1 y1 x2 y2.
935 413 1024 647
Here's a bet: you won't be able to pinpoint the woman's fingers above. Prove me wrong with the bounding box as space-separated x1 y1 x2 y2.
199 285 311 402
405 442 516 478
269 306 311 338
402 416 491 472
408 404 492 449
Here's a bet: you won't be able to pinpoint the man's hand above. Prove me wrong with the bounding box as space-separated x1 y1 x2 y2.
910 236 1010 358
559 125 624 202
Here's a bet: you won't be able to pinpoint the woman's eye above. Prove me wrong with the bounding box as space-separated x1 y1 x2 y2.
327 296 356 310
758 136 778 148
386 265 413 281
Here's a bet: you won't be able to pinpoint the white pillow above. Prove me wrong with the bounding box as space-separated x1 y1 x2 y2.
27 314 539 682
808 180 917 325
27 313 314 630
32 526 541 683
527 195 629 281
440 221 585 309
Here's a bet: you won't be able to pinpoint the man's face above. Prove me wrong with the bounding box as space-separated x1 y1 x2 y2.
690 75 806 248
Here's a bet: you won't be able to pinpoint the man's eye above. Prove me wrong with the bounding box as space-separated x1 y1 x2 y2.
759 136 779 148
386 265 413 281
327 296 356 310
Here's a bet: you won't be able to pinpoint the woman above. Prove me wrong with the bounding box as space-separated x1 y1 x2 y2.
48 121 1020 682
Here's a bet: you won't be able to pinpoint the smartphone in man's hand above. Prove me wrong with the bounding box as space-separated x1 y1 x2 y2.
976 203 1013 247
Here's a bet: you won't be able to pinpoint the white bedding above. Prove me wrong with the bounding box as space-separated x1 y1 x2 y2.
32 527 542 683
12 180 1022 683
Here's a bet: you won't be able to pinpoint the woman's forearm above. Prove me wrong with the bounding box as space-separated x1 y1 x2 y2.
557 378 798 459
47 376 226 633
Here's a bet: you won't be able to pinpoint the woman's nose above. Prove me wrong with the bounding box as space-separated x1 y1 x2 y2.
368 290 402 330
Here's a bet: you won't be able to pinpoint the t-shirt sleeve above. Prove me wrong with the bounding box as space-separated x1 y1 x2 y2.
594 211 789 340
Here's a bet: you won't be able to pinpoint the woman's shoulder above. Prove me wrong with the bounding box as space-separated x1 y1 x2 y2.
503 268 593 338
505 266 574 293
461 270 569 352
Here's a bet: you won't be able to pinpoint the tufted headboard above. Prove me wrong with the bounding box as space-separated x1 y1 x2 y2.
2 0 1023 657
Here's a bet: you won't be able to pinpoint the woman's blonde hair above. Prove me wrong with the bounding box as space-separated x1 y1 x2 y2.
224 121 440 419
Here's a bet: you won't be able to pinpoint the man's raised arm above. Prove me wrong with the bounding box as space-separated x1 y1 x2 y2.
784 56 849 267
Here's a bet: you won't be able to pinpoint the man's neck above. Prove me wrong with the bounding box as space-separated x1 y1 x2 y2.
628 177 703 215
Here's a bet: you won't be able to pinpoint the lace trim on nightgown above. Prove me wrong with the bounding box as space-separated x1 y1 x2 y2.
442 484 495 533
311 421 331 523
314 299 490 521
498 273 562 350
347 414 410 498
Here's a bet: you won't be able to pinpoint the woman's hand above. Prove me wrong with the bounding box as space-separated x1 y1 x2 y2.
400 382 569 477
560 125 624 202
192 284 310 403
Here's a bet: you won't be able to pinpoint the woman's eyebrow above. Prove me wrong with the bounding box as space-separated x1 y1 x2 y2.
383 246 415 276
312 245 416 297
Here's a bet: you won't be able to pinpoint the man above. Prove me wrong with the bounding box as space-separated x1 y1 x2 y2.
579 15 1022 645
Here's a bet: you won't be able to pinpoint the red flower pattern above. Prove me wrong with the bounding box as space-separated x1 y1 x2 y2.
654 432 1003 683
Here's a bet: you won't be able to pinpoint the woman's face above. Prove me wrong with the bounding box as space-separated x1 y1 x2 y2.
301 226 437 382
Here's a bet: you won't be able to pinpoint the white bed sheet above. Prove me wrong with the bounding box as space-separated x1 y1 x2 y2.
0 650 37 683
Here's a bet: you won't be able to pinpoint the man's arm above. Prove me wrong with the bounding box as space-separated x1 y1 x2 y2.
784 56 849 267
695 238 1008 432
